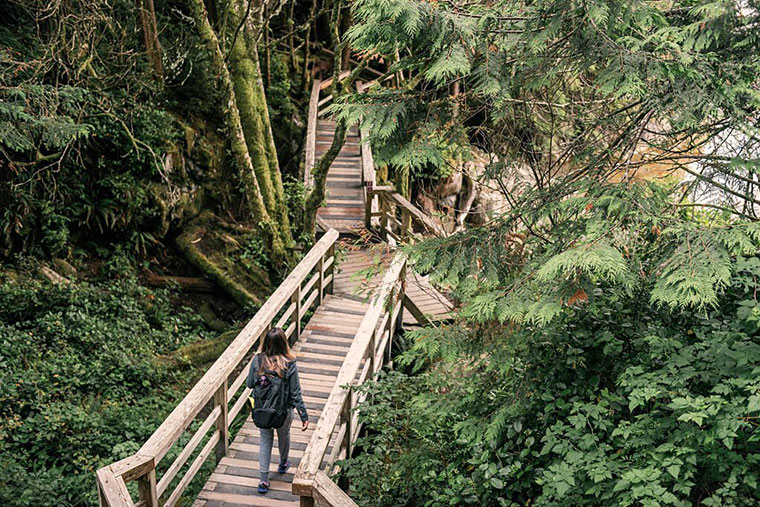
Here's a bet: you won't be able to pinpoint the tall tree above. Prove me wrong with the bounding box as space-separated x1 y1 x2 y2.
188 0 294 265
135 0 163 81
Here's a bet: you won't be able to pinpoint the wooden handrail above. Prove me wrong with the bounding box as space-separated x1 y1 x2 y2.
293 253 406 503
369 187 447 241
356 81 378 231
304 78 321 185
96 229 340 507
313 471 359 507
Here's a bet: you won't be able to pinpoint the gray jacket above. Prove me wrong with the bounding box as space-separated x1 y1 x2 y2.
246 354 309 422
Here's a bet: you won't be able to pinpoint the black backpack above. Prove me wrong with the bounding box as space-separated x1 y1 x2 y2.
250 358 289 429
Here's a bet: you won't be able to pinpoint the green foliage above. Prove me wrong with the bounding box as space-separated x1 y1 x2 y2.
345 0 760 217
0 275 211 506
408 183 760 326
342 246 760 505
0 0 225 259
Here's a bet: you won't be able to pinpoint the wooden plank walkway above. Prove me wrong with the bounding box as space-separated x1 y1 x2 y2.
333 247 453 324
315 120 365 234
196 295 368 507
195 248 452 506
195 116 451 507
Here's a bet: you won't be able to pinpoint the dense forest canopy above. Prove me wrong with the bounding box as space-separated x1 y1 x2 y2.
332 0 760 504
1 0 760 504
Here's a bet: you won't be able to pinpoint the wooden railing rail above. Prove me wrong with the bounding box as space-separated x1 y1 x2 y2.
292 252 407 505
96 229 339 507
369 186 447 243
312 471 359 507
304 78 321 186
356 80 379 231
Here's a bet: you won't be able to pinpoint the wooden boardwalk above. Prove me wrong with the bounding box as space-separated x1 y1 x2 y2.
195 90 452 507
196 295 368 507
333 247 453 324
96 76 454 507
315 120 365 234
195 248 451 506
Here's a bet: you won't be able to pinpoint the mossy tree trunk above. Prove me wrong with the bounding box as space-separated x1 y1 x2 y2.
227 0 294 249
188 0 292 267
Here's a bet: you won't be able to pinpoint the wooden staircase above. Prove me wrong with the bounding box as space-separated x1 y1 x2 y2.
314 120 365 234
96 75 454 507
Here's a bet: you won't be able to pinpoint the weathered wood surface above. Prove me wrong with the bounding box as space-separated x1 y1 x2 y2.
332 248 453 324
312 472 358 507
315 118 365 234
304 79 321 185
293 253 406 499
194 293 368 506
95 230 339 507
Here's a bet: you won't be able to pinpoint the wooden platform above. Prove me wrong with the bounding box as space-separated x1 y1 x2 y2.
332 247 454 325
195 116 452 507
315 120 365 234
195 295 367 507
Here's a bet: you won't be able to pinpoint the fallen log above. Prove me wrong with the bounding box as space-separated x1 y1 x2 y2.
144 273 218 293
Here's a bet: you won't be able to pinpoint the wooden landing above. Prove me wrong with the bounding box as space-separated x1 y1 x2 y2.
315 120 365 234
195 294 368 507
333 247 454 325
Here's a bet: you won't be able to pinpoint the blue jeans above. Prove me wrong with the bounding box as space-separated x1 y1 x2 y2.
258 408 293 482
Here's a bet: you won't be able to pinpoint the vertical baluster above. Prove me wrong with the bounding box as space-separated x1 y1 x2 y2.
368 328 376 374
214 379 229 463
326 242 335 294
342 397 352 459
380 195 389 242
401 208 411 241
292 284 302 343
364 184 373 230
318 253 325 305
384 298 394 367
137 469 158 507
395 263 406 338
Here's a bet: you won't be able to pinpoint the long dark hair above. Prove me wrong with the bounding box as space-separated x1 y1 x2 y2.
256 327 295 375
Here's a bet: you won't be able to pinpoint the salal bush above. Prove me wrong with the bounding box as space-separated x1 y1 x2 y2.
0 277 210 506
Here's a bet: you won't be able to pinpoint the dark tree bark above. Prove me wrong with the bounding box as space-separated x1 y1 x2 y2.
136 0 163 81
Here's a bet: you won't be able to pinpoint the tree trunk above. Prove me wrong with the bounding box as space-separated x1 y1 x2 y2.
226 0 294 250
188 0 289 265
303 122 348 237
135 0 163 81
300 0 317 90
288 1 296 70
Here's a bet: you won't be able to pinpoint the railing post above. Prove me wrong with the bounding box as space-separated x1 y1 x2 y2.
137 469 158 507
338 397 352 491
384 300 394 366
318 253 325 305
364 183 373 230
401 208 411 241
214 379 229 463
380 194 389 242
368 330 376 374
326 243 335 295
300 498 315 507
395 264 406 337
293 285 302 341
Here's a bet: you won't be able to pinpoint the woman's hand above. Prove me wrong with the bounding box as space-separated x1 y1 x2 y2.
301 419 309 431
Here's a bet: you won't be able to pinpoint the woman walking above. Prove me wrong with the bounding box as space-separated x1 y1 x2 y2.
246 328 309 495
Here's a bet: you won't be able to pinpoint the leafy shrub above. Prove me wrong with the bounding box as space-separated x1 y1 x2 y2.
343 254 760 505
0 277 211 506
